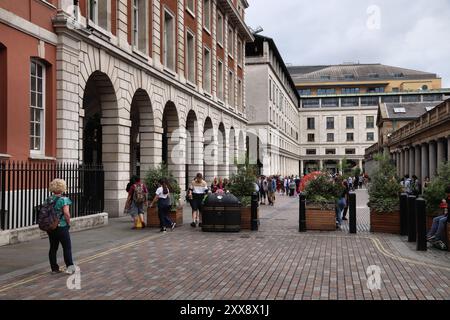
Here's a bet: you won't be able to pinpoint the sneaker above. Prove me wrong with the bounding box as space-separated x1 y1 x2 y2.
198 223 202 227
190 222 196 228
171 222 176 230
65 265 76 275
141 222 146 228
434 240 448 250
51 269 62 275
342 217 348 221
427 235 436 242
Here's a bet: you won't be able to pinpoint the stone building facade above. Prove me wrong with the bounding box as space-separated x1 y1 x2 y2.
1 0 253 217
245 34 300 176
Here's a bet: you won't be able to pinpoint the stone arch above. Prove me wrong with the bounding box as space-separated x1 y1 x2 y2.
217 122 228 179
228 127 238 176
82 70 127 217
130 89 154 177
203 117 216 184
162 101 185 192
185 109 202 188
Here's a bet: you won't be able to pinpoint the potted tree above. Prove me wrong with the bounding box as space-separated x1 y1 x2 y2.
229 164 258 230
368 154 403 234
303 172 343 231
423 162 450 246
145 164 183 228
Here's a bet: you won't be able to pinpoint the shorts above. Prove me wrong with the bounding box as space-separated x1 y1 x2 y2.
129 201 145 217
190 193 204 211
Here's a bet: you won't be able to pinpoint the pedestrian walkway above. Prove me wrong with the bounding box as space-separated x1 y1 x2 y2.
0 191 449 300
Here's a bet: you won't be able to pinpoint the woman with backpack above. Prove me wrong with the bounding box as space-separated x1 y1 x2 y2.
149 178 176 233
46 179 76 275
126 177 148 229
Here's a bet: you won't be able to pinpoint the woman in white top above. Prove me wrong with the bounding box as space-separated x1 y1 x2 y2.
188 173 209 227
149 178 175 232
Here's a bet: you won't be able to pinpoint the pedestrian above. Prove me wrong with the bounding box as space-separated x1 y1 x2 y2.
149 178 176 233
284 177 289 196
126 177 148 229
259 176 267 205
289 179 296 197
124 175 138 216
188 173 209 227
336 181 348 228
267 176 275 206
46 178 76 274
341 180 350 221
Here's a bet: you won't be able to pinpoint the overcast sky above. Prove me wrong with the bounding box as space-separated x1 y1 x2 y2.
246 0 450 87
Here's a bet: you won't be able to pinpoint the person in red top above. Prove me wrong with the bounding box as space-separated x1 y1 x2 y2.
126 178 148 229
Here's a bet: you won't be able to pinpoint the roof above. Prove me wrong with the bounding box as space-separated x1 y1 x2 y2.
247 34 300 104
381 101 443 121
287 63 439 83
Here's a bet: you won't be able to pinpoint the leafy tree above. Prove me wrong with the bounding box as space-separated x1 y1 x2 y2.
229 163 258 207
144 163 181 211
423 162 450 214
368 154 402 213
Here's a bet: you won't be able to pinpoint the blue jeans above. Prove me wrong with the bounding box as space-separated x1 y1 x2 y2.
427 215 448 240
336 198 346 225
158 204 173 230
48 226 74 271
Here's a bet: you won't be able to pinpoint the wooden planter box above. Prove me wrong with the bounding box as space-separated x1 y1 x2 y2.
305 207 336 231
240 207 259 230
147 207 183 228
370 210 400 234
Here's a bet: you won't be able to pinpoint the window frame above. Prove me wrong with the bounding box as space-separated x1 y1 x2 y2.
163 8 176 71
203 46 212 94
367 132 375 141
217 59 224 101
216 10 224 47
203 0 211 33
327 133 334 142
307 117 315 130
346 133 354 142
366 116 375 129
307 133 315 142
227 26 234 58
186 0 195 17
346 116 354 129
30 60 46 155
326 117 334 130
185 29 196 84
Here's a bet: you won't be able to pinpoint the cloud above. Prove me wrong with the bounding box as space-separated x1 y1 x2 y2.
246 0 450 87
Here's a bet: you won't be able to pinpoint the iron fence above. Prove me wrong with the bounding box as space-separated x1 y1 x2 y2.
0 161 104 230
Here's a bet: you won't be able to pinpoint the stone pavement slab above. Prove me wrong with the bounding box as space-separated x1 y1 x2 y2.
0 191 449 300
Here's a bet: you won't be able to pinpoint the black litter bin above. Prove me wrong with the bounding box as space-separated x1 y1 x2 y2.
202 193 241 232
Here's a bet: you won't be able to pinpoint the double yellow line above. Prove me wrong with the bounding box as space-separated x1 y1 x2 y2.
0 233 163 294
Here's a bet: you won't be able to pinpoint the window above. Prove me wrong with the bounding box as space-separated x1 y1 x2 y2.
298 89 311 96
317 88 335 95
402 95 420 103
203 47 211 93
269 79 272 101
321 98 338 107
306 149 316 155
237 39 243 66
345 149 356 155
186 31 195 83
217 60 224 100
367 132 374 141
163 10 175 70
393 107 406 114
346 116 354 129
423 94 442 102
228 27 234 57
320 75 331 80
382 96 400 103
344 74 354 80
368 73 379 79
326 149 336 155
203 0 211 31
366 116 374 129
361 96 379 106
367 87 385 93
186 0 195 14
342 88 360 94
392 87 399 92
30 60 45 153
88 0 110 30
327 133 334 142
393 72 404 78
326 117 334 129
228 70 234 107
217 11 223 45
341 97 359 107
307 134 315 142
237 79 242 108
421 85 428 91
307 118 315 130
132 0 148 53
346 133 354 142
302 99 320 108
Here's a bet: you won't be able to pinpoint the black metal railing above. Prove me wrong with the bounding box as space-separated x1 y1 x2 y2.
0 161 104 231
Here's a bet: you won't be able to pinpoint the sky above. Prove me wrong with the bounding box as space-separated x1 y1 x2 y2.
246 0 450 87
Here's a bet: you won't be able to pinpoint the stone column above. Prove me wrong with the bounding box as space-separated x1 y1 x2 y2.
414 145 421 179
408 147 414 177
359 159 363 171
429 140 437 177
319 159 324 170
399 150 404 177
404 148 409 176
437 138 445 171
300 160 304 176
421 143 429 185
448 136 450 163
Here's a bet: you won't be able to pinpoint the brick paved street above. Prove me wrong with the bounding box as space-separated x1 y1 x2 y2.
0 190 449 300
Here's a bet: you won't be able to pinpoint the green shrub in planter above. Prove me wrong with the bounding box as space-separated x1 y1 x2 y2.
144 163 181 211
229 164 257 207
304 173 344 210
423 162 450 215
367 154 402 213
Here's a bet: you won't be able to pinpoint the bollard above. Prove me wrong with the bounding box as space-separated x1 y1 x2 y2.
349 192 356 234
407 195 417 242
415 198 427 251
251 192 259 231
299 193 306 232
399 193 408 236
